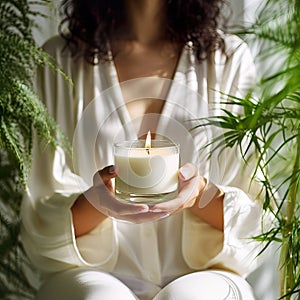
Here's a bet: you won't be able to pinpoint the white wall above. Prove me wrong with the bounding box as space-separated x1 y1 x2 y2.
31 0 61 45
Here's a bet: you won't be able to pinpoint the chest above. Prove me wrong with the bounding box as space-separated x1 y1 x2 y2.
111 41 181 124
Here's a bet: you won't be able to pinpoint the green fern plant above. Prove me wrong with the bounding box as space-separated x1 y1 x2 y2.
0 151 37 299
0 0 67 184
193 0 300 299
0 1 68 298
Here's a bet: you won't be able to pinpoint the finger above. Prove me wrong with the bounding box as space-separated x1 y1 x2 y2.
84 183 149 217
94 185 149 215
109 198 150 216
93 165 119 187
149 176 200 212
178 163 198 181
116 211 170 224
149 163 199 212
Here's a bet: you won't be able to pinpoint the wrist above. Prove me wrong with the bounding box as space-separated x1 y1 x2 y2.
194 179 224 209
190 179 224 231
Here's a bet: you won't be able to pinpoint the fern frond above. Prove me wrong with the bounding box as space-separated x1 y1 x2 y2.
0 0 71 184
0 1 68 299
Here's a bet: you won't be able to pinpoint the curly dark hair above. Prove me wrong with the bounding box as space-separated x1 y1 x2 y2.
59 0 228 64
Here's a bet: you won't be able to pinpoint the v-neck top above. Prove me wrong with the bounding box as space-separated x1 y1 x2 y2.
107 45 185 138
21 34 267 300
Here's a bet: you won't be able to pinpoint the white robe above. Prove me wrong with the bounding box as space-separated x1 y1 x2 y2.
21 34 266 299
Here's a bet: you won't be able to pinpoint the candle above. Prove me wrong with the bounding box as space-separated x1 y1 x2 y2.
114 132 180 204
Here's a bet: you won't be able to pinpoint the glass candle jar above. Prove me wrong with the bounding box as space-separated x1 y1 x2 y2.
114 140 180 204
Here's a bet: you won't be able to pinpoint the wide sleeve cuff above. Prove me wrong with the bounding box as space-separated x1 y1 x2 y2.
182 185 265 277
21 191 118 274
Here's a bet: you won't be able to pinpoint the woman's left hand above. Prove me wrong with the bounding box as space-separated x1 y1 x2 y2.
149 163 206 215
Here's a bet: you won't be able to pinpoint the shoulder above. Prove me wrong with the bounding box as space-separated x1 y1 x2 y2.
42 35 68 57
41 35 84 64
220 31 252 59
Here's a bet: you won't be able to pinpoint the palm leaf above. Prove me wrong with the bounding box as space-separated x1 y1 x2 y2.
193 0 300 297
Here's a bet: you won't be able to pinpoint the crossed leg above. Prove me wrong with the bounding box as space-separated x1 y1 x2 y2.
153 270 256 300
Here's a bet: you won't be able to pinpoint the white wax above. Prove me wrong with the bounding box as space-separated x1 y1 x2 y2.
115 148 179 194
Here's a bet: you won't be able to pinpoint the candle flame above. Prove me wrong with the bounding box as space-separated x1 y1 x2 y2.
145 131 151 150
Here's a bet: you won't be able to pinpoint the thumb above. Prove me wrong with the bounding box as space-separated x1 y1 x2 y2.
178 163 198 181
93 165 118 187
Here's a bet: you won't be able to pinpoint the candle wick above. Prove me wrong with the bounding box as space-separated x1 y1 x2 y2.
146 148 150 155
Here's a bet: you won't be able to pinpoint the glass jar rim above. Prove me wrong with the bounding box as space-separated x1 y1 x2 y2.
114 139 180 150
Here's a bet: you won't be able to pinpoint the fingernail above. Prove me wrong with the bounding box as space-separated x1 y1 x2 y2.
179 166 193 180
150 209 165 213
108 165 116 174
138 207 149 213
160 213 170 219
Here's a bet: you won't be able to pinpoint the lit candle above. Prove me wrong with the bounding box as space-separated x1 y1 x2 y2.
114 132 180 204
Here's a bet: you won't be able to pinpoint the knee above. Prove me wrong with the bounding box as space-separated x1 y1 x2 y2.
154 271 255 300
36 268 137 300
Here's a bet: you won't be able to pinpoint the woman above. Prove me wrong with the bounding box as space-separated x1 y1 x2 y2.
21 0 265 299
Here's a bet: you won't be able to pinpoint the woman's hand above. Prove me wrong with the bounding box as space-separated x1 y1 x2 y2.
73 163 222 237
148 162 224 230
148 163 206 215
83 165 170 224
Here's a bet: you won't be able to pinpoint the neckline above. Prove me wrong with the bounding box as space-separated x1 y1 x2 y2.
107 39 192 83
106 43 190 139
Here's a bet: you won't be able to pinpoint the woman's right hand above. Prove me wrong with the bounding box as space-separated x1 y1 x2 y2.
80 165 170 224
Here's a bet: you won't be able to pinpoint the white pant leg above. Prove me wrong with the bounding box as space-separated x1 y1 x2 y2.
154 270 256 300
35 268 139 300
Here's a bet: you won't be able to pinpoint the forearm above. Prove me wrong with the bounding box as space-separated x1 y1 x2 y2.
189 181 224 231
71 189 108 237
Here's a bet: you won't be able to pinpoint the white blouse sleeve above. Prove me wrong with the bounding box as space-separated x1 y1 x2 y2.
182 35 270 277
21 143 118 273
20 37 118 274
182 187 266 277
